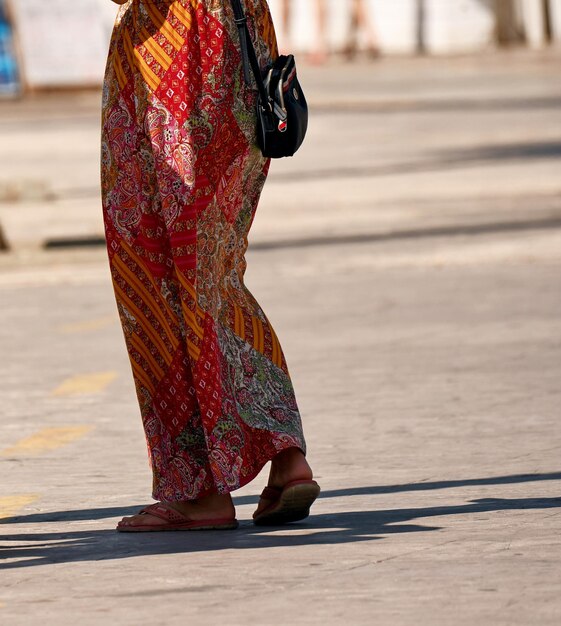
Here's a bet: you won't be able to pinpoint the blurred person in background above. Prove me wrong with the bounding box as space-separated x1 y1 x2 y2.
103 0 320 532
345 0 379 58
279 0 328 62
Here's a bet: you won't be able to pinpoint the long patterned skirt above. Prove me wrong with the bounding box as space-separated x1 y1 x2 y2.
101 0 306 501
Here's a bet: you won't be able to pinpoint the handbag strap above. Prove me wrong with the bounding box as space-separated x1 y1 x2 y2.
229 0 272 112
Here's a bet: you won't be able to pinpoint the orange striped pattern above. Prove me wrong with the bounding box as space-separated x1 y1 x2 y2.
145 1 186 51
121 0 197 93
112 52 128 90
170 0 196 30
110 243 185 392
112 280 173 364
233 304 246 341
121 242 170 306
175 270 206 362
113 247 180 352
133 46 162 91
130 333 166 380
252 316 265 354
269 325 283 369
122 27 136 73
230 303 283 368
122 27 161 92
131 356 157 395
141 27 174 69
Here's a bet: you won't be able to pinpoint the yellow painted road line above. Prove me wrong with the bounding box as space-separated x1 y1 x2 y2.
1 426 94 457
52 372 118 396
59 315 117 334
0 495 39 521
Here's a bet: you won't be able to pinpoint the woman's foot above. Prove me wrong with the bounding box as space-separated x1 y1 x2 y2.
267 447 314 490
117 493 236 531
253 448 317 522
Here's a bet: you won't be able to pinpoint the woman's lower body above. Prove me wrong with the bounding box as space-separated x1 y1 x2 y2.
101 0 317 529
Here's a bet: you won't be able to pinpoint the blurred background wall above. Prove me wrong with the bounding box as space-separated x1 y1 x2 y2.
0 0 560 94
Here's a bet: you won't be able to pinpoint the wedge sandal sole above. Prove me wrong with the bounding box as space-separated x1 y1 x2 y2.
253 480 321 526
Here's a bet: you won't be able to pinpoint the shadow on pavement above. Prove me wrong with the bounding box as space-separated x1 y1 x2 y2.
307 471 561 501
249 216 561 252
44 214 561 253
269 140 561 184
5 471 561 521
314 96 561 115
1 471 561 570
0 497 560 570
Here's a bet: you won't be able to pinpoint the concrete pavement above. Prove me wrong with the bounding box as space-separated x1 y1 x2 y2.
1 51 561 625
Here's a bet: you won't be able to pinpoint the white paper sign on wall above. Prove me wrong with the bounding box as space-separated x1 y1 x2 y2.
11 0 117 87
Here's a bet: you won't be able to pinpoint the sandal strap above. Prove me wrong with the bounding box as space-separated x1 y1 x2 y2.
139 503 190 524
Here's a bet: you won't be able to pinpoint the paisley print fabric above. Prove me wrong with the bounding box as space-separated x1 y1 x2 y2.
101 0 306 501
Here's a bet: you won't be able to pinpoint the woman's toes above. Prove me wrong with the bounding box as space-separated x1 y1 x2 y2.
118 514 144 527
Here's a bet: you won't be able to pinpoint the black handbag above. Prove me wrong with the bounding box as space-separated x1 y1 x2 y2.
230 0 308 158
